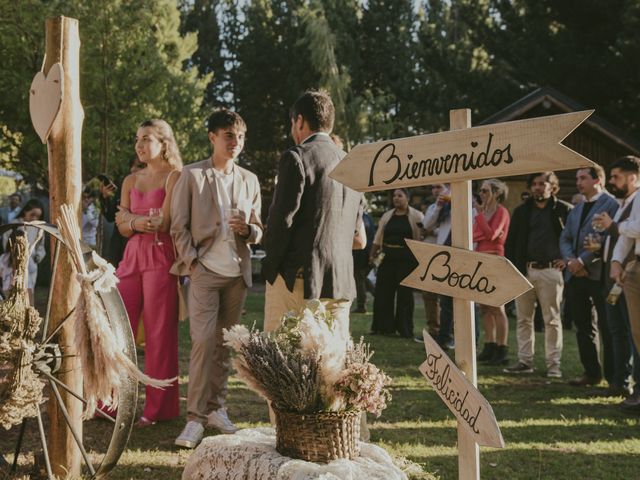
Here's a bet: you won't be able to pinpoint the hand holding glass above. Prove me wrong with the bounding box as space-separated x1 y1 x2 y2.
591 214 606 233
225 208 246 241
149 208 164 245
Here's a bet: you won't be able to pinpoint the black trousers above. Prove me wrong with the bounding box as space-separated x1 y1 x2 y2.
371 258 415 337
566 276 613 381
354 264 373 309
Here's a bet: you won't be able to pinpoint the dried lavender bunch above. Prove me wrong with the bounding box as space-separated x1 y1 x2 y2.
240 333 322 413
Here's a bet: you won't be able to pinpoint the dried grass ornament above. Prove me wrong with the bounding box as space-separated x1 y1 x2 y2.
57 204 175 419
0 232 45 429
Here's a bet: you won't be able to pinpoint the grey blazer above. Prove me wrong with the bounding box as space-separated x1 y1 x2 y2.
170 159 263 287
262 134 362 300
559 192 619 281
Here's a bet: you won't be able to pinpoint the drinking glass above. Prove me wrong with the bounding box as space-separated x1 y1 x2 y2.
149 208 164 245
224 208 241 243
591 213 606 233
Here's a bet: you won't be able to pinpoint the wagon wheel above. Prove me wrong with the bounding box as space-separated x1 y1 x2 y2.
0 222 137 479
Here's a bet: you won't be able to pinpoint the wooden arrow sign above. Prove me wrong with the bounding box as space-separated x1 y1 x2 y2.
419 331 505 448
401 240 532 307
330 110 594 191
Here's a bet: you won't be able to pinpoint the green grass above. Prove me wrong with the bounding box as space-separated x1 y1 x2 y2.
3 288 640 479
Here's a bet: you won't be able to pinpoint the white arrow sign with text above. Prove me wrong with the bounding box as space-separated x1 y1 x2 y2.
401 240 533 307
330 110 594 191
419 332 505 448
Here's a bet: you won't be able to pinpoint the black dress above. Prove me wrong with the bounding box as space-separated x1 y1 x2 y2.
371 213 417 337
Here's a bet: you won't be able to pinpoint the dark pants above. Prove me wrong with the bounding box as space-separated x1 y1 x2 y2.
437 295 453 346
354 264 373 309
605 293 640 391
566 276 613 381
372 259 414 337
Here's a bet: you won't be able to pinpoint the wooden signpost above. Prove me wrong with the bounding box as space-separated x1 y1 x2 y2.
38 16 84 477
330 110 595 192
330 107 594 479
401 240 532 307
419 333 504 448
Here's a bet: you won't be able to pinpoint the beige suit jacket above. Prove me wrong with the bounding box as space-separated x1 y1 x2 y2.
170 159 263 287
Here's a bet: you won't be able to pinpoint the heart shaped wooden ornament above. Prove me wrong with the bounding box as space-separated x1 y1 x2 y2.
29 63 64 144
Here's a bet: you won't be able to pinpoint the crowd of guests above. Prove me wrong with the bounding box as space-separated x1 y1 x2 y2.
6 88 640 450
393 161 640 417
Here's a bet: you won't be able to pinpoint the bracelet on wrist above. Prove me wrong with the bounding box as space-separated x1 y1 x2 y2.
129 218 137 233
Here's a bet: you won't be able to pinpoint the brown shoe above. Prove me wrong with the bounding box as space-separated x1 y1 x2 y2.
620 391 640 411
568 375 602 387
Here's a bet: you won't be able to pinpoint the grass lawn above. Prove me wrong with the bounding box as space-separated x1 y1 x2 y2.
4 286 640 479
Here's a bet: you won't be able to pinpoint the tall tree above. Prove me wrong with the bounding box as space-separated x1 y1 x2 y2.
357 0 420 139
0 0 209 185
485 0 640 135
179 0 225 106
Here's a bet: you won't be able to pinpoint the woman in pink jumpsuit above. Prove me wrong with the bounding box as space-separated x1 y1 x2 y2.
115 119 182 425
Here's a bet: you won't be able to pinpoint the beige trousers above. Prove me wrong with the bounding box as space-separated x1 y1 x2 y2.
186 263 247 424
515 267 564 369
623 260 640 353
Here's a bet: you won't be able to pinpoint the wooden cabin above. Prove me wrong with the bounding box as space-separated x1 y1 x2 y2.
480 86 640 211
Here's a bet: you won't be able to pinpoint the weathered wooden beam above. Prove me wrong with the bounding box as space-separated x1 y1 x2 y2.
44 16 84 478
449 109 480 480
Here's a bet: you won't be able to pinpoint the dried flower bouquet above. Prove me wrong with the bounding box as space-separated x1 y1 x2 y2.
224 300 392 416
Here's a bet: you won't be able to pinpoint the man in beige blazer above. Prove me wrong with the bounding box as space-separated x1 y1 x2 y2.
172 109 262 448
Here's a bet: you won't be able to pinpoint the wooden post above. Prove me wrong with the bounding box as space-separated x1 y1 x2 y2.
44 16 84 477
449 109 480 480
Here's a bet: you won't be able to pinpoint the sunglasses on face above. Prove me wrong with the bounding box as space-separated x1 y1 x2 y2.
479 188 491 193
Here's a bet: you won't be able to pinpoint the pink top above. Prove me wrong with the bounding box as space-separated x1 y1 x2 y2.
116 187 175 276
473 205 510 256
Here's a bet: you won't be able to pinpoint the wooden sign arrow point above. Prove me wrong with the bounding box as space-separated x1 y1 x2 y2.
330 110 596 191
401 240 533 307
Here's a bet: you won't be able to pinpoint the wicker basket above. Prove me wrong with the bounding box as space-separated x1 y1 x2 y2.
274 409 361 463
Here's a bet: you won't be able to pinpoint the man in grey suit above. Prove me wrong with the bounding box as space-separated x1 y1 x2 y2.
172 109 262 448
262 90 364 335
560 165 619 387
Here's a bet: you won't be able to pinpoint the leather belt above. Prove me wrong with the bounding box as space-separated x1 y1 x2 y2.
527 261 554 270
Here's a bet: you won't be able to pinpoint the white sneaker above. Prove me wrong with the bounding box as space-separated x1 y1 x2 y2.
207 408 238 434
175 421 205 448
546 367 562 378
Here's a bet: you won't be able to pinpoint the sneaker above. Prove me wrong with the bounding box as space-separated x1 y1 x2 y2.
207 408 238 434
503 362 534 374
175 421 205 449
546 367 562 378
414 335 424 344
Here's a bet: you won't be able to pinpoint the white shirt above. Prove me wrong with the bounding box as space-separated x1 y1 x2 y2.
422 203 451 245
82 203 99 247
199 167 242 277
604 191 637 262
612 192 640 263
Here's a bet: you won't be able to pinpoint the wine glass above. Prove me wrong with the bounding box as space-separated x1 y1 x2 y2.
149 207 164 245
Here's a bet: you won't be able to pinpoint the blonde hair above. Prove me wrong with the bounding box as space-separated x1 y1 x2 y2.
483 178 508 204
139 119 183 169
